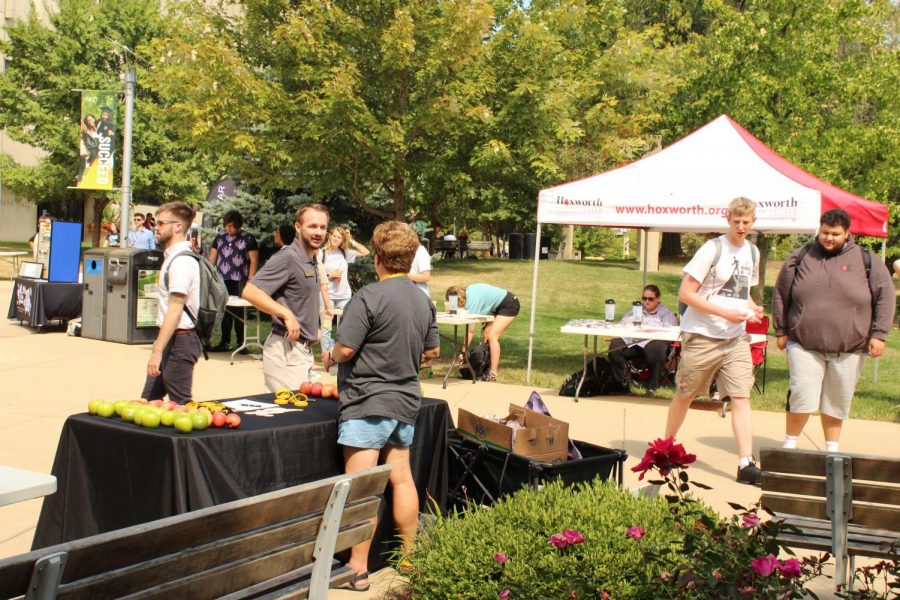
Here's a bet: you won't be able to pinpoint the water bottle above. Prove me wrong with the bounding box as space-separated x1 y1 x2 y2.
321 335 336 374
604 299 615 324
448 292 459 315
632 301 643 327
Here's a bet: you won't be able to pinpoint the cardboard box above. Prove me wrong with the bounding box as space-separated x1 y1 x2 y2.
457 403 569 462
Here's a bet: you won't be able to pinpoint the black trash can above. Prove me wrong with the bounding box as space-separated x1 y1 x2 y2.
447 431 627 510
523 232 536 260
508 233 523 259
540 235 551 260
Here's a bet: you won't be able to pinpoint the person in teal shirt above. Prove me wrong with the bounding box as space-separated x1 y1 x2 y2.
445 283 520 381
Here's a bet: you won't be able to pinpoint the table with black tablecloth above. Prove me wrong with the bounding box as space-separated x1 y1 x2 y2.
33 396 451 571
7 277 83 327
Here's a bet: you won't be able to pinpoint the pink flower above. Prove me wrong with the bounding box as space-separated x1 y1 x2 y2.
562 529 585 545
686 581 697 590
659 571 671 582
778 557 802 579
751 554 779 577
626 526 645 540
549 533 569 549
742 513 761 528
499 589 510 600
712 570 723 579
631 437 697 480
494 552 508 564
738 586 756 595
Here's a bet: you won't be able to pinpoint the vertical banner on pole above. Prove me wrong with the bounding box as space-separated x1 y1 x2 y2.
75 91 117 190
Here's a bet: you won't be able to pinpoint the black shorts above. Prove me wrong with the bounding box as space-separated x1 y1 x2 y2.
494 293 520 317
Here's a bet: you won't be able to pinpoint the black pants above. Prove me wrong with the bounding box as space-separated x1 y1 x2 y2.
140 331 202 402
608 338 670 389
220 279 245 346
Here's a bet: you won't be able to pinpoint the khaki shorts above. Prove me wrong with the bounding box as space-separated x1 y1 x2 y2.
263 333 315 393
676 333 754 399
785 341 864 420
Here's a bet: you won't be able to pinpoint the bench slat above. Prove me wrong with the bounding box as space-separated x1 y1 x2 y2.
759 473 825 498
56 498 381 600
113 523 376 600
761 449 900 483
763 494 900 531
854 481 900 506
774 518 899 560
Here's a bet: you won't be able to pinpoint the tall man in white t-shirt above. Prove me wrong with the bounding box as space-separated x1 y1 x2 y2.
665 197 765 485
141 201 202 403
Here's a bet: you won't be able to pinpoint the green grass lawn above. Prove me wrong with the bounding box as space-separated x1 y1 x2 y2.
427 257 900 424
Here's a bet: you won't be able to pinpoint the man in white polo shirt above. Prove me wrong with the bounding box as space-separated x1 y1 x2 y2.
141 201 202 403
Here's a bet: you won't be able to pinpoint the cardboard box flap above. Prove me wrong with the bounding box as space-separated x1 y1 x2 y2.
457 404 569 461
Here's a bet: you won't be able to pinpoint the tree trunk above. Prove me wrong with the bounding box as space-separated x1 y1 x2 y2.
660 232 682 258
90 194 108 248
751 233 769 307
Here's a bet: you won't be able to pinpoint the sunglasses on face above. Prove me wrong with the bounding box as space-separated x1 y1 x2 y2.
642 296 658 302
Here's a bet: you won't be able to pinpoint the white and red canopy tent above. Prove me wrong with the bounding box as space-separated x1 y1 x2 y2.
526 114 889 381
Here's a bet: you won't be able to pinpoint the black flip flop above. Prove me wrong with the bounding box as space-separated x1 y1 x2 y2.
336 570 370 592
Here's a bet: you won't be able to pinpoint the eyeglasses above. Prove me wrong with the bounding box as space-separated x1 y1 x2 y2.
641 296 658 302
133 218 143 222
154 220 179 228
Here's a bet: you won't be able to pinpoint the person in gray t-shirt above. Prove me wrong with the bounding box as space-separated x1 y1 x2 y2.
324 221 439 592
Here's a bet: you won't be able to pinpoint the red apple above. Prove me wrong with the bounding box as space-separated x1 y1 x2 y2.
310 382 323 397
211 412 227 428
299 381 312 395
225 413 241 429
149 399 164 408
321 383 336 399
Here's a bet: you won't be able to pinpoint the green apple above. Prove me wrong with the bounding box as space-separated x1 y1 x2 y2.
114 400 130 416
141 410 161 428
160 410 177 427
173 413 193 434
122 404 138 422
96 401 115 418
88 400 101 415
191 412 209 431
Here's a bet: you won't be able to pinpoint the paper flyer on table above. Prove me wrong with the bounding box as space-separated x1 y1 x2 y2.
221 399 279 412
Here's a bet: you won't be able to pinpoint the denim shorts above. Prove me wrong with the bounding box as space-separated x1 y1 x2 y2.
338 416 416 449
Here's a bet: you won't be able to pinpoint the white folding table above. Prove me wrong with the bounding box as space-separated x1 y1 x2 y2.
0 465 57 507
437 312 494 388
227 296 264 364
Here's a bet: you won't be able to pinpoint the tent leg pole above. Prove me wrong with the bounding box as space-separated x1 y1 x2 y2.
526 223 542 384
873 239 887 384
642 228 649 288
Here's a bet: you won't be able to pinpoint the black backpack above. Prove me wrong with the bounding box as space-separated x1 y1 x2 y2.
164 251 229 359
559 357 620 397
460 342 491 381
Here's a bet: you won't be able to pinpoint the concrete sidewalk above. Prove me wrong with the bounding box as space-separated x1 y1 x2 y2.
1 279 897 596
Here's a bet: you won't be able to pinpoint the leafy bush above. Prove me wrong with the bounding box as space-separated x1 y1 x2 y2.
348 255 377 292
401 479 685 599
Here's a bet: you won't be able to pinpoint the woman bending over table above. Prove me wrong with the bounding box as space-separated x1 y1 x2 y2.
445 283 520 381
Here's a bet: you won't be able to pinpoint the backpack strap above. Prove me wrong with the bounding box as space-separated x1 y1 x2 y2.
162 250 200 327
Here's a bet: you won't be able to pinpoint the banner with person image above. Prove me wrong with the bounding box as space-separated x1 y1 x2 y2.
75 91 117 190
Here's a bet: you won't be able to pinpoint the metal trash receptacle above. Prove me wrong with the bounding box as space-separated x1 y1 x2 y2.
82 248 112 340
105 248 164 344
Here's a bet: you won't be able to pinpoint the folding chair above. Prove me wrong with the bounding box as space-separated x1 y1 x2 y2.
745 315 769 394
622 343 679 389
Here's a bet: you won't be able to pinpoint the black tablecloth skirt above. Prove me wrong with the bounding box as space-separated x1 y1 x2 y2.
7 278 83 327
33 396 451 571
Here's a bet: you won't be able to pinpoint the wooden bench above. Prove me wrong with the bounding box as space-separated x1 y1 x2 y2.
0 465 391 600
760 448 900 590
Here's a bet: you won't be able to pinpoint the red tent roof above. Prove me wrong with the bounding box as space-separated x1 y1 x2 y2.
727 116 888 238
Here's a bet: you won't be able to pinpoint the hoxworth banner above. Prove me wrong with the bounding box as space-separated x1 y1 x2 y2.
75 91 117 190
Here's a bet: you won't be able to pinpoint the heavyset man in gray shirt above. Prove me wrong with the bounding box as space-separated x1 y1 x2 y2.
772 208 895 453
242 204 329 392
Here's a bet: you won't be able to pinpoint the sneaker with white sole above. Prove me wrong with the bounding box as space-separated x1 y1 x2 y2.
736 460 762 486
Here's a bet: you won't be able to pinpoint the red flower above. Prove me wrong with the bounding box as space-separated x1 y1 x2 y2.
549 533 569 549
631 437 697 480
562 529 585 545
494 552 509 564
626 526 645 540
741 513 761 528
778 558 802 579
751 554 779 577
499 589 510 600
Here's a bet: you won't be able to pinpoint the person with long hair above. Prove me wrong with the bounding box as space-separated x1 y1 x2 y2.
320 227 369 363
444 283 520 381
75 114 99 184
